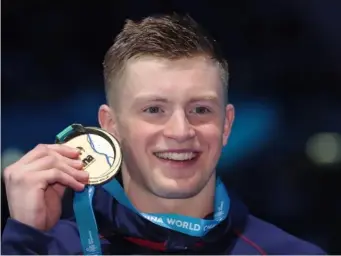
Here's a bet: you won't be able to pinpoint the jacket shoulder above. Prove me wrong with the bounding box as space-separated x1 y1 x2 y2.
233 215 326 255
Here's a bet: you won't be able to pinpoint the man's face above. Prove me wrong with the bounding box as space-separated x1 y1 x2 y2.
100 57 234 199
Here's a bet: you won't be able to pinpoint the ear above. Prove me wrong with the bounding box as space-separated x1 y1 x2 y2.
222 104 235 146
98 104 120 139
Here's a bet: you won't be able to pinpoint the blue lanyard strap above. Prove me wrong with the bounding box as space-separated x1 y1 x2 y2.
74 177 230 255
65 131 231 255
73 186 101 255
102 178 229 236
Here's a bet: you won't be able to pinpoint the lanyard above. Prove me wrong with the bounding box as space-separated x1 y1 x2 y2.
74 177 230 255
69 133 230 255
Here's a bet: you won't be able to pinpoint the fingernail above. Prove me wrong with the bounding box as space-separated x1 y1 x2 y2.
80 170 89 177
74 160 84 167
78 184 85 191
73 147 81 153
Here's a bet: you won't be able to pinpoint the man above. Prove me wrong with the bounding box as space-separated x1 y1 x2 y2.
2 14 325 255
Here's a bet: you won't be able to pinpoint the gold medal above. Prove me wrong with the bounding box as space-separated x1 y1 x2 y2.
56 124 122 185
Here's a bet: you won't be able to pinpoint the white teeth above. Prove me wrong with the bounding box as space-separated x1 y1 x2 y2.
155 152 197 161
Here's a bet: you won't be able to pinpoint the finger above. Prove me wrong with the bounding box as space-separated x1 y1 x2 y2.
52 183 69 198
17 144 49 165
57 161 89 182
44 153 88 181
48 150 84 170
18 144 80 165
62 156 84 170
38 168 85 191
47 144 81 158
23 156 88 183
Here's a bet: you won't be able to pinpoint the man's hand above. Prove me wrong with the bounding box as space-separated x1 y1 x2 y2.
3 144 89 231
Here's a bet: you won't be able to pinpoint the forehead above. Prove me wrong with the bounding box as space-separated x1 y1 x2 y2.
119 57 223 104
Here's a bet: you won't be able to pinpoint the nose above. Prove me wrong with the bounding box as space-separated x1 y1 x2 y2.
163 110 195 142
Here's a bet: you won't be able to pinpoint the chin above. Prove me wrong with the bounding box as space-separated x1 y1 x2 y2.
152 187 200 199
149 175 205 199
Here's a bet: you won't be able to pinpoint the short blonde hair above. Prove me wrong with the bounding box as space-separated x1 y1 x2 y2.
103 13 229 106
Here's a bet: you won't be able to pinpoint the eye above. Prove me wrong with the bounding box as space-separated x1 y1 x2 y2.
192 106 211 114
143 106 163 114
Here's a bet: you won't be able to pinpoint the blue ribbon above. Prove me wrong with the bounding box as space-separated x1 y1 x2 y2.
70 134 230 255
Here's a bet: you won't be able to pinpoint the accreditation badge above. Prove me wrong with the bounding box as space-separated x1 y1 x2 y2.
55 124 122 185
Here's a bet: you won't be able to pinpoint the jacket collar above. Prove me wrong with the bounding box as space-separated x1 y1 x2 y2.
98 181 249 253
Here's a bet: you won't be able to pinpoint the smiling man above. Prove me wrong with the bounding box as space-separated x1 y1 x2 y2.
99 55 231 218
2 14 325 255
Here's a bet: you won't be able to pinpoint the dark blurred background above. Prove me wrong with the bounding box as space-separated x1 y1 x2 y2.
1 0 341 253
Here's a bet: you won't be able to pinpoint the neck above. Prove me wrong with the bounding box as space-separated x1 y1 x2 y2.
122 171 216 218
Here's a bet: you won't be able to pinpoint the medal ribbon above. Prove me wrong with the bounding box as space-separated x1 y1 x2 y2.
57 126 230 255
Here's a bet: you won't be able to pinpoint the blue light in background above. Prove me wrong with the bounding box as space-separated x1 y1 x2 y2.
2 91 281 170
217 100 281 170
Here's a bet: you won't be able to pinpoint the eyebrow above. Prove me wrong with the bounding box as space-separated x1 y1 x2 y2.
133 95 170 104
133 94 220 104
189 95 219 103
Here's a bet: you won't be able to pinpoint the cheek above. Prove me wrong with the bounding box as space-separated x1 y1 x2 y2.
120 131 148 177
119 121 155 157
199 123 223 141
198 125 224 155
118 118 140 141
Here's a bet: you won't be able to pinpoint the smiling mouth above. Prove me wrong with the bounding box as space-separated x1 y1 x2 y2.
154 152 199 161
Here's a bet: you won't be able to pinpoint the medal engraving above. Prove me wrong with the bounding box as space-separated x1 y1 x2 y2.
77 147 96 169
58 126 122 185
